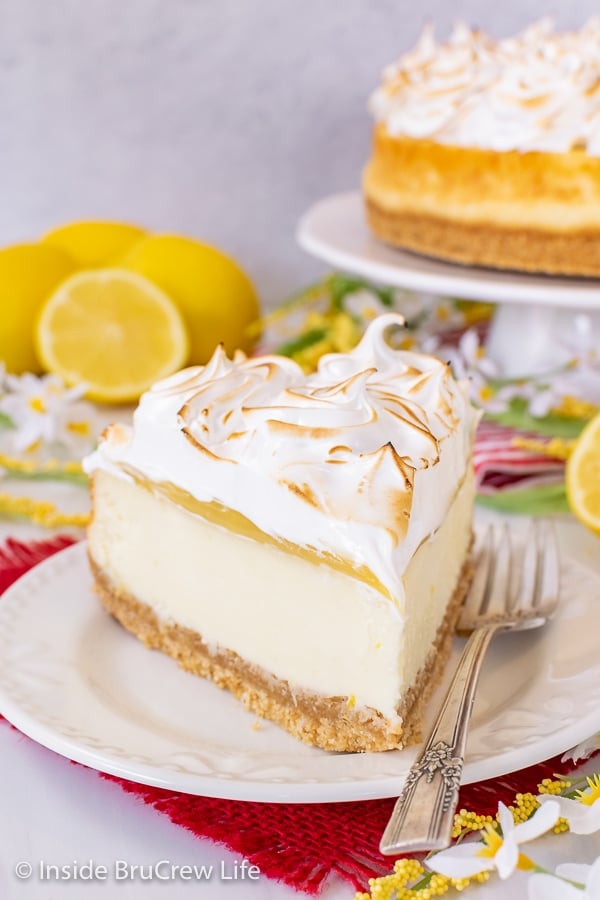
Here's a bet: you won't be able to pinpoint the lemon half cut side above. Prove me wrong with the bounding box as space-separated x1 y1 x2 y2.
566 411 600 536
35 269 189 403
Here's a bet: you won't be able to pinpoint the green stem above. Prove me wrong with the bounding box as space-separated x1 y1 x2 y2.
410 871 434 891
275 327 328 358
530 865 586 889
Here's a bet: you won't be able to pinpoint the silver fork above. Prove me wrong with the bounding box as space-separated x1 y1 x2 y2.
379 519 560 856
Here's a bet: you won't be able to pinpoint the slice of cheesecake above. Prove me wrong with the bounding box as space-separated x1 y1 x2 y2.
85 314 478 752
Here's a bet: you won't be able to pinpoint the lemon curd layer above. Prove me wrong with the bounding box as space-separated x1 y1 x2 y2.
364 130 600 231
121 464 394 600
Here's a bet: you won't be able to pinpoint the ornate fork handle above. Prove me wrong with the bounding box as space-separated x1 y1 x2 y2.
380 623 500 855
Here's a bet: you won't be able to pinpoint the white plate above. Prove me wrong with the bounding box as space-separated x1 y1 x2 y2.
0 526 599 803
297 192 600 310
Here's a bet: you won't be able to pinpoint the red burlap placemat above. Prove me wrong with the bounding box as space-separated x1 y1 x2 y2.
0 537 594 895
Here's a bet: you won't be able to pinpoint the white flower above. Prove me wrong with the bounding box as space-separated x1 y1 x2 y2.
426 329 525 413
394 290 445 326
430 297 468 331
553 363 600 408
539 775 600 835
420 334 441 355
438 329 498 382
472 379 527 415
562 734 600 765
461 329 498 378
343 289 394 323
526 365 600 417
528 857 600 899
558 312 600 368
427 800 560 880
0 372 96 456
527 385 560 418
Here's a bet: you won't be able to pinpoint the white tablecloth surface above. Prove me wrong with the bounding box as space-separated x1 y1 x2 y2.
1 512 599 900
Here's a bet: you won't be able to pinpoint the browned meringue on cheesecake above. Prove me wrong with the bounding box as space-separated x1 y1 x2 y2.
84 314 478 752
364 20 600 275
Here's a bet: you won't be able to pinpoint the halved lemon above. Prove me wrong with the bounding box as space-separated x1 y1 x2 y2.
121 234 260 364
35 269 189 402
566 411 600 535
42 221 146 267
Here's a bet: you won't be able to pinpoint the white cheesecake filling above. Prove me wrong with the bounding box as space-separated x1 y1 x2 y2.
89 468 474 720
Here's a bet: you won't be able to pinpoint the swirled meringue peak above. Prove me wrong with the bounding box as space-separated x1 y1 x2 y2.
370 19 600 154
86 314 477 599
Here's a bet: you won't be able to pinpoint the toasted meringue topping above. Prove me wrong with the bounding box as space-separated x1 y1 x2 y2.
370 19 600 154
85 315 477 601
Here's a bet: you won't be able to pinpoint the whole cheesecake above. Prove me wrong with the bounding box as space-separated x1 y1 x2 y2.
84 315 478 752
364 20 600 276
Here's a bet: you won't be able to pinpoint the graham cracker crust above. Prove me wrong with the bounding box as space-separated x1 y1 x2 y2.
89 554 473 753
365 198 600 277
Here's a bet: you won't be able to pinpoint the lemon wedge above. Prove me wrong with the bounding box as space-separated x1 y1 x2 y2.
566 411 600 535
35 269 189 402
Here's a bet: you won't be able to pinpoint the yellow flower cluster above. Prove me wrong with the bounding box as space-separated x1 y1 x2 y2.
553 818 570 834
0 492 89 528
293 311 361 372
0 452 84 477
355 859 425 900
551 395 599 420
511 436 575 460
354 857 489 899
454 301 495 326
507 792 539 824
537 779 572 833
355 776 578 900
451 809 494 838
538 778 571 795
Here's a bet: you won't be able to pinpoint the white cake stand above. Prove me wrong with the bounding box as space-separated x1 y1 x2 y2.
297 192 600 377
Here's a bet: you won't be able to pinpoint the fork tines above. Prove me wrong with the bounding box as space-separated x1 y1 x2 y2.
458 519 560 634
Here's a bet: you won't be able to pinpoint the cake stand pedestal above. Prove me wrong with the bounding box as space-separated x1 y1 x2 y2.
297 192 600 377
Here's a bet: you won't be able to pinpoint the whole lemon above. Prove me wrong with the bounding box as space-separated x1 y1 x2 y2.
121 234 260 364
42 220 146 268
0 243 76 373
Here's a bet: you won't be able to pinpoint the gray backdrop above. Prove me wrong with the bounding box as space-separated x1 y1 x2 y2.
0 0 591 308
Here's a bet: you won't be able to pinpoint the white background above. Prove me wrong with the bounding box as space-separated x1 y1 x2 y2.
0 0 595 307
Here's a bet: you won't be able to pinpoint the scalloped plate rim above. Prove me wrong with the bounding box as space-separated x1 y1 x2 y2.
0 535 599 802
